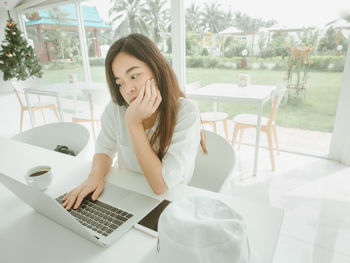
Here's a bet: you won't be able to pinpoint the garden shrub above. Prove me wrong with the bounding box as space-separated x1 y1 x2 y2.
183 55 345 72
89 57 105 66
187 56 203 67
202 56 219 68
310 56 345 72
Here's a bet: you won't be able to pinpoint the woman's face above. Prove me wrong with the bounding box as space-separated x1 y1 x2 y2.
111 52 155 105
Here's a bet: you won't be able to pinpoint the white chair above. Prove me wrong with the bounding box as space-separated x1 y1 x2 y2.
188 130 237 192
11 122 90 158
185 81 229 140
72 87 110 143
231 87 286 171
10 79 60 132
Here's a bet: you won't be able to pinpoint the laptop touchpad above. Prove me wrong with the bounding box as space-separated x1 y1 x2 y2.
99 184 130 204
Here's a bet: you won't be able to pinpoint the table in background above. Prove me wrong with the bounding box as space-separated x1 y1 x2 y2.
24 82 106 126
0 138 283 263
186 83 275 176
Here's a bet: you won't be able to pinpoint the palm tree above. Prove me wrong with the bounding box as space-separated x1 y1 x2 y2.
200 2 224 33
186 3 202 33
234 11 255 32
222 10 234 28
109 0 149 36
143 0 170 45
234 11 276 32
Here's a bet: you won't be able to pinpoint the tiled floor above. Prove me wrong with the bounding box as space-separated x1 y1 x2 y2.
1 92 349 263
221 145 350 263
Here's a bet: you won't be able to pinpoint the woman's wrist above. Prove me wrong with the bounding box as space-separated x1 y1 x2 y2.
88 171 105 181
127 120 144 133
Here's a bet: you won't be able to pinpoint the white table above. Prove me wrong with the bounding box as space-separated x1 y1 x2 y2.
0 138 283 263
186 83 275 176
24 82 106 125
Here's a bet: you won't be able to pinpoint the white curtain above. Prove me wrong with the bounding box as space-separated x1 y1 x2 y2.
329 37 350 165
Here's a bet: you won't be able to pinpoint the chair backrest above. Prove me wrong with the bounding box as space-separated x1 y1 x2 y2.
10 78 41 108
188 130 237 192
268 86 286 126
11 122 90 158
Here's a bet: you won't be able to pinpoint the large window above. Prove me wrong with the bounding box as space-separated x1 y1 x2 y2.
25 0 172 84
24 0 172 103
185 0 349 155
25 4 84 84
82 0 172 82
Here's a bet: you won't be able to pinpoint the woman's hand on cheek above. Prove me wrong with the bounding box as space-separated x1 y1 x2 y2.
125 79 162 127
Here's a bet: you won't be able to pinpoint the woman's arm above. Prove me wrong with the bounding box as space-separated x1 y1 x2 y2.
128 122 167 194
125 80 167 195
62 153 112 210
90 153 113 180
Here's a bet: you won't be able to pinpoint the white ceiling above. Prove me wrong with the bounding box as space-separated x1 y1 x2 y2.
6 0 82 11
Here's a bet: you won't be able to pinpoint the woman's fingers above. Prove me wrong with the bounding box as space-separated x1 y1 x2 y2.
134 85 145 104
148 79 157 105
153 88 162 109
62 186 85 210
74 188 93 209
92 185 104 201
64 191 80 210
62 188 78 207
143 80 152 104
126 79 160 125
62 193 68 202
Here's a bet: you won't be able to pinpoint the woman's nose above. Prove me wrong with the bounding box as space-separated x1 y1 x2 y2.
124 81 135 93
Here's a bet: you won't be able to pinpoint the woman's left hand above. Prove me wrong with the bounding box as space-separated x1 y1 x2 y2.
125 79 162 127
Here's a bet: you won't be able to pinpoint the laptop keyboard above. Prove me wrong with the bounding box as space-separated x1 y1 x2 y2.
56 193 133 237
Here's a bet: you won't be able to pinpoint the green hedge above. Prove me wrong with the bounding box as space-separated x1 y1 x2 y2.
184 55 345 71
89 57 105 66
309 56 346 71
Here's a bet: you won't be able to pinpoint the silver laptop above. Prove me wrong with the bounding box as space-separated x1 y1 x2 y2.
0 172 161 247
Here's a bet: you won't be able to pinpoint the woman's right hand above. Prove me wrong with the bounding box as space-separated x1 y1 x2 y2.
125 79 162 127
62 174 105 210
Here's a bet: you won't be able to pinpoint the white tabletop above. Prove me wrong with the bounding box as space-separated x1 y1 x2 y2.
186 83 275 105
0 138 283 263
25 81 106 96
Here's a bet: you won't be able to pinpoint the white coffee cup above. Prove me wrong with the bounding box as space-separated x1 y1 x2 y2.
24 165 53 191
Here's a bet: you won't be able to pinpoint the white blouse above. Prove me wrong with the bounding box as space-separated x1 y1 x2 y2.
95 98 201 189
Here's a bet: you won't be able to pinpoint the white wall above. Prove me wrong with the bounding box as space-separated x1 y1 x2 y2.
0 7 15 95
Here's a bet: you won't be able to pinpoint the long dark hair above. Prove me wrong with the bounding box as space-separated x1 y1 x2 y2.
105 33 185 160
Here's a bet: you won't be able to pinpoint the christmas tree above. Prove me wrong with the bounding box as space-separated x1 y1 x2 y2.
0 11 42 81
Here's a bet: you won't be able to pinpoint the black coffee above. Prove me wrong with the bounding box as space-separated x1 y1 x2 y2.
29 170 49 177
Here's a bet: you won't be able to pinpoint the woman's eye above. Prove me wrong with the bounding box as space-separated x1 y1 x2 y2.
131 73 139 79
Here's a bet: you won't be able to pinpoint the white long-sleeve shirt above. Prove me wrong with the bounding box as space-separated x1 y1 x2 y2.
95 98 201 189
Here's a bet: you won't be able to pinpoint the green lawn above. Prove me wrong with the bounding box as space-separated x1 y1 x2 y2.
41 66 342 132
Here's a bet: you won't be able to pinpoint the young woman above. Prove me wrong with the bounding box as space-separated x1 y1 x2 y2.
62 33 205 210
